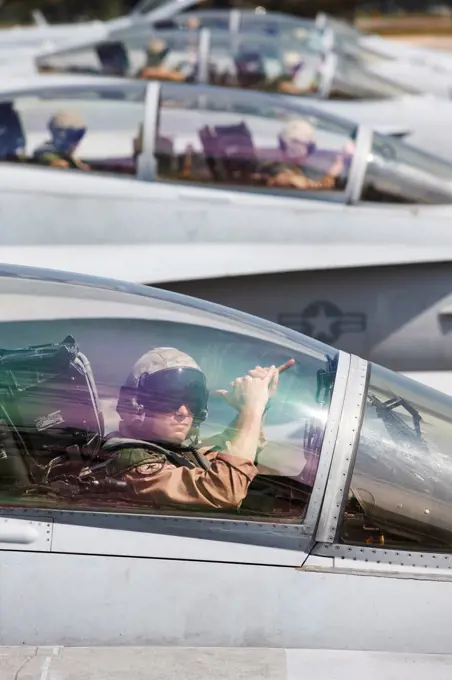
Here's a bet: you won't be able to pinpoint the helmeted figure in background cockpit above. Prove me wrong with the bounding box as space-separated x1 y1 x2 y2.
137 38 193 82
234 50 314 95
262 119 345 191
33 109 90 170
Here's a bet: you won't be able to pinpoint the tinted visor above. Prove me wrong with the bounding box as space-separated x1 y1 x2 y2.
51 126 86 152
138 367 208 417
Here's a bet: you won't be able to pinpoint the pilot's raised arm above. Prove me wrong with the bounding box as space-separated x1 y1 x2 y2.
100 348 280 511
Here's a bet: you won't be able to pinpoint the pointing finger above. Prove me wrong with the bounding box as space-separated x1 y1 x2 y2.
277 358 296 374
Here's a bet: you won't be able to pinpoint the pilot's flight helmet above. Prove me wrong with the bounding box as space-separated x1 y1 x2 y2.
48 109 86 152
117 347 208 426
234 51 265 86
146 38 170 66
279 119 316 157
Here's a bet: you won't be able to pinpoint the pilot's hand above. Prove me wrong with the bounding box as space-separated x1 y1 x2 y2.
248 365 280 399
50 159 69 169
164 69 188 82
216 360 294 411
76 161 91 171
267 170 310 189
343 140 356 157
328 154 344 178
277 80 304 95
230 367 277 416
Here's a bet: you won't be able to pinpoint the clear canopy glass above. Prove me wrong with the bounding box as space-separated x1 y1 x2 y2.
329 56 419 99
341 364 452 551
3 77 452 205
0 82 145 174
362 131 452 204
0 271 338 522
117 9 329 54
156 82 356 196
37 28 417 102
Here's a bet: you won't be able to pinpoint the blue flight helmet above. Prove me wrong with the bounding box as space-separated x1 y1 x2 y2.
48 110 86 153
234 50 265 87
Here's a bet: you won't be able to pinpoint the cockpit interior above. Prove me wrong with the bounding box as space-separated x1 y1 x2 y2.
1 79 452 205
2 268 452 556
36 28 420 102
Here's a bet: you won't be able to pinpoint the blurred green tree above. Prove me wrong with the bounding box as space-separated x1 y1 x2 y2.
0 0 358 25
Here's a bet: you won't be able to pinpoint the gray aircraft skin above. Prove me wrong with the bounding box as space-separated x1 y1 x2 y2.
2 261 452 680
2 77 452 396
23 24 452 163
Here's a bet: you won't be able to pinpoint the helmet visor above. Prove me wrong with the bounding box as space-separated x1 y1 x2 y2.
50 126 86 151
138 367 208 417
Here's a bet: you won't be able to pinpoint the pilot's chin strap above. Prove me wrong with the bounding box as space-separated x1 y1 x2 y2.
101 437 212 471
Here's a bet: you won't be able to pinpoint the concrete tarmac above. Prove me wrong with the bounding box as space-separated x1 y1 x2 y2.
3 646 452 679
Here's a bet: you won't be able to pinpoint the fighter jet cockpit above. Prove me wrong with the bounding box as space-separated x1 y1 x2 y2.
154 83 452 204
1 78 452 205
36 28 421 103
0 79 147 173
0 268 337 523
36 30 327 98
2 263 452 564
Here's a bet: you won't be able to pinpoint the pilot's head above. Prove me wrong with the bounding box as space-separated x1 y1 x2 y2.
117 347 208 446
146 38 169 66
279 119 316 159
48 109 86 153
283 50 303 70
184 16 201 30
235 51 265 88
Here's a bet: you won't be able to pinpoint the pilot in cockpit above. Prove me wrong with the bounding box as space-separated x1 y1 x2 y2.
234 51 316 96
33 110 90 171
280 51 320 95
101 347 292 511
261 119 345 191
137 39 194 82
182 16 201 31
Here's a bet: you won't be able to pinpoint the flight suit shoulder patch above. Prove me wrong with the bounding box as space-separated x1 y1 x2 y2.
108 448 166 476
135 462 164 476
